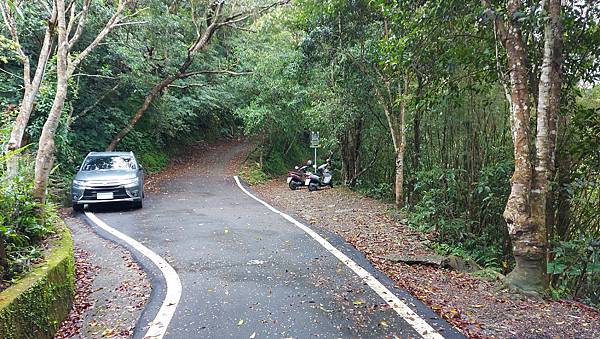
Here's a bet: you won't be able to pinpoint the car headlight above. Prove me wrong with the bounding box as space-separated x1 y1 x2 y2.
121 178 139 186
72 179 87 186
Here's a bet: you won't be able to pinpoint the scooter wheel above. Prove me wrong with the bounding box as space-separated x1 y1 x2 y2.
308 183 318 192
289 181 299 190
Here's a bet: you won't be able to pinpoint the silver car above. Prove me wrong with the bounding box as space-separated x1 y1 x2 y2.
71 152 144 211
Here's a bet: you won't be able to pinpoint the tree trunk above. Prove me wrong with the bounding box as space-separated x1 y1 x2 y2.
106 76 175 151
339 114 363 187
32 0 69 204
30 0 130 205
382 102 403 208
555 144 571 240
394 79 407 208
409 76 423 205
499 0 541 293
3 4 56 177
492 0 563 294
394 147 404 207
375 73 407 209
0 236 8 281
546 0 564 241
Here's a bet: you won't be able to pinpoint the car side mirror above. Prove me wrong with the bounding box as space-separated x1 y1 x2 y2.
75 165 81 171
138 165 144 171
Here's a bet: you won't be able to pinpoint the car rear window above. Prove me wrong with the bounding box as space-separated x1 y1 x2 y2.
82 156 136 171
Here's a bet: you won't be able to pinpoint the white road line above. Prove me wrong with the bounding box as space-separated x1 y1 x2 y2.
85 212 182 339
233 176 444 339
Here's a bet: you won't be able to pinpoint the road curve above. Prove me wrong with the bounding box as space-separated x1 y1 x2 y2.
80 142 463 338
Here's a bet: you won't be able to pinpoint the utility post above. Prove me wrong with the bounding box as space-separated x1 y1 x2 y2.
310 131 320 170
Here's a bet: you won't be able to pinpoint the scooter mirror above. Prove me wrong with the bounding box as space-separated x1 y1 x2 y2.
295 166 299 170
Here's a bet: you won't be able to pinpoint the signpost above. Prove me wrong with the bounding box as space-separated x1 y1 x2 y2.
310 131 320 170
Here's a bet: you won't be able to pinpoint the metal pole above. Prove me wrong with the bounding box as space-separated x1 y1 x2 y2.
314 147 317 171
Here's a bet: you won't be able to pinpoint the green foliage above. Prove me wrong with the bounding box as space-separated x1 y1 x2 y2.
240 162 270 185
428 242 471 259
0 156 55 282
407 162 512 272
0 0 597 308
0 34 19 64
116 130 171 173
358 182 393 201
137 150 169 173
548 237 600 307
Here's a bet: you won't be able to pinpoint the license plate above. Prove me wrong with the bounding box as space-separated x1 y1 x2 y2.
97 192 114 200
286 177 292 183
305 179 311 185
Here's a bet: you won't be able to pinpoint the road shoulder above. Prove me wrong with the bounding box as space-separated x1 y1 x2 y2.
55 214 150 338
251 179 600 338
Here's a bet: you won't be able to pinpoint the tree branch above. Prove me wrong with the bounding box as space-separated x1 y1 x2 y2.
0 67 23 79
180 69 253 78
167 83 208 89
219 0 289 27
67 0 91 49
113 20 148 27
0 1 27 61
72 73 118 79
67 0 136 76
352 146 380 185
224 23 256 33
71 81 121 123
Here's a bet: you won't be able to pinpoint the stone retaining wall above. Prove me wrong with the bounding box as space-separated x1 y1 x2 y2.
0 222 75 338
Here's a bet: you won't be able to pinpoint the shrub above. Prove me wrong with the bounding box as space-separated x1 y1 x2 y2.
359 182 394 201
0 156 55 286
407 163 512 273
548 237 600 308
240 162 270 185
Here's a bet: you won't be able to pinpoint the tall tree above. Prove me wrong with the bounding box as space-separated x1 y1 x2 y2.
483 0 564 294
0 0 58 177
32 0 135 203
106 0 289 151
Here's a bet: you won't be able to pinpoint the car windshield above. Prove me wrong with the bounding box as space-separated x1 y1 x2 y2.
82 156 136 171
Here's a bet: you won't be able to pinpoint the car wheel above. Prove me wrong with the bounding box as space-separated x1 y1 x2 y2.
73 203 84 212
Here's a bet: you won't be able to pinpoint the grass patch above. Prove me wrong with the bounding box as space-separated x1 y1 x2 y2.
239 162 270 185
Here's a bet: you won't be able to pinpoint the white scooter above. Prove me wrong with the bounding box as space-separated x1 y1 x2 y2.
308 159 333 191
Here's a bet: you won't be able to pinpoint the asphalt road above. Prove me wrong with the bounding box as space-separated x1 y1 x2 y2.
80 142 463 339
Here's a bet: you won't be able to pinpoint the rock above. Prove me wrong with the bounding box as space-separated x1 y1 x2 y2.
383 254 483 273
442 255 482 273
383 254 447 267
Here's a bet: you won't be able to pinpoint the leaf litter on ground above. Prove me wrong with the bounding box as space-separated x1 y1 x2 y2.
252 179 600 338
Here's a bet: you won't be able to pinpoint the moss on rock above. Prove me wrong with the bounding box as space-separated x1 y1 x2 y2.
0 221 75 338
